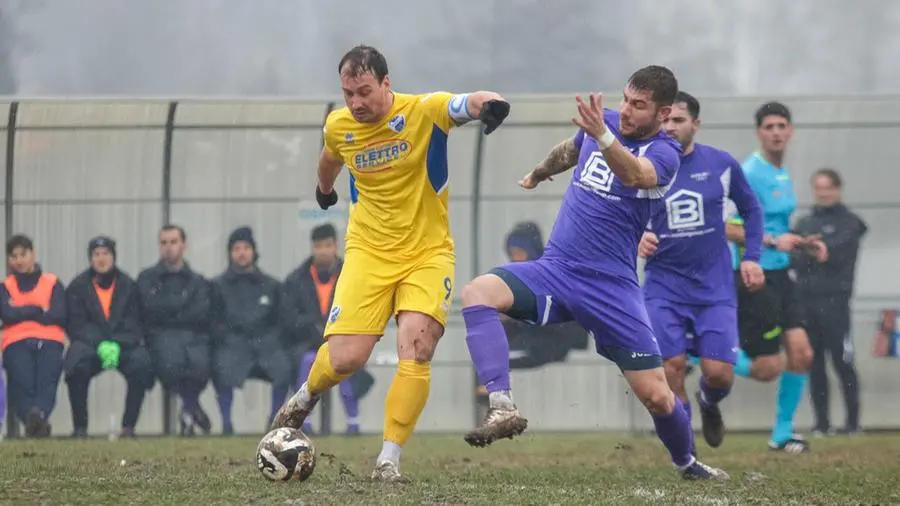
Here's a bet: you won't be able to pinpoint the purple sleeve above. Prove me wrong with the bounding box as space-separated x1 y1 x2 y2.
643 140 681 187
573 128 585 151
727 154 763 262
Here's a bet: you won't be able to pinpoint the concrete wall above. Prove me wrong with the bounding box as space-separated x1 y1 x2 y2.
2 95 899 436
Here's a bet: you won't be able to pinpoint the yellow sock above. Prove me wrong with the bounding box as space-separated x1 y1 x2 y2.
306 343 351 395
383 360 431 446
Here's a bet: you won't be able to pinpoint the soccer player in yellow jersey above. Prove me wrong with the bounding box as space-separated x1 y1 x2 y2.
271 45 510 482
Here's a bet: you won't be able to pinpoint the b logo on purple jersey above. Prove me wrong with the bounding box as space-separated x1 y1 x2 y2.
644 144 757 308
578 152 615 194
665 189 705 231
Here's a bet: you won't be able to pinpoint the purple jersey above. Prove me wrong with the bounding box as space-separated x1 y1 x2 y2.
543 109 682 282
643 143 763 305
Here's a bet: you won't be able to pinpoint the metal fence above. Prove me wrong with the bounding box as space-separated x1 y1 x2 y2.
2 95 899 438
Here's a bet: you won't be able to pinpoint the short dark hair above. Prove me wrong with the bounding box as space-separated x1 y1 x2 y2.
160 224 186 242
338 45 389 82
311 223 337 242
755 101 792 127
813 168 843 188
627 65 678 106
6 234 33 256
674 91 700 119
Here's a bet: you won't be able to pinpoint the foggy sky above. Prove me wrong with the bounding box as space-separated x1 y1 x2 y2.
2 0 897 97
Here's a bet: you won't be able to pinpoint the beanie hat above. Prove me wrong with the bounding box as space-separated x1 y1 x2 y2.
228 226 256 251
228 226 259 263
505 222 544 261
88 236 116 260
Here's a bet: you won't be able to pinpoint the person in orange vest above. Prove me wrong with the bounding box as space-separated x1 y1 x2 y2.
63 236 154 438
0 234 66 438
281 223 373 435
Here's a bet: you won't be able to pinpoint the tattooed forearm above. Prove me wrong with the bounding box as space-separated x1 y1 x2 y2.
532 139 579 181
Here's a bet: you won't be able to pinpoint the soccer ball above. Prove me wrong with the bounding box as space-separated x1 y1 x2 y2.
256 427 317 482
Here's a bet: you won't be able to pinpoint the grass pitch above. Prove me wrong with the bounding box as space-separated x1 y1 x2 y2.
1 432 898 505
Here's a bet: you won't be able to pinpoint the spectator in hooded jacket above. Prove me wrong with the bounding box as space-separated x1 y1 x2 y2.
211 226 290 434
503 222 588 368
505 222 545 262
0 234 66 438
138 225 212 436
64 236 154 438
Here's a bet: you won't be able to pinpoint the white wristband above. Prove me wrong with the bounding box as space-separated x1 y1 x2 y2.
595 129 616 150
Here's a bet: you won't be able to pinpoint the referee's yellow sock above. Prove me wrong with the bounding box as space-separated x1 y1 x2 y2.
306 343 351 396
383 360 431 447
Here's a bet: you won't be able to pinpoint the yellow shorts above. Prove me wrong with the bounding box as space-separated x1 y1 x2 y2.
324 247 456 337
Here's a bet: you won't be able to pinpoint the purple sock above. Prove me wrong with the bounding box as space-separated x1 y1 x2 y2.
267 384 290 428
0 371 6 423
339 377 359 421
699 376 732 407
652 395 694 468
683 397 695 454
215 386 234 428
270 384 290 421
297 351 316 391
463 305 511 393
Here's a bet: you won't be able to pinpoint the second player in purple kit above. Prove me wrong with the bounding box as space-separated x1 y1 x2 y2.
460 66 729 480
640 91 765 451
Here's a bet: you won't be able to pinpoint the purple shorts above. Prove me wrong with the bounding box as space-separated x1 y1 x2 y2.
644 298 738 364
498 258 662 369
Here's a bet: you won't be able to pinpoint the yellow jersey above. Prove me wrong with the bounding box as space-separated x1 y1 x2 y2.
323 91 468 260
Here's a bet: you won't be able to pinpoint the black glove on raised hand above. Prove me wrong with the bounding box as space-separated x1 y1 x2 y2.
315 185 338 210
479 100 511 135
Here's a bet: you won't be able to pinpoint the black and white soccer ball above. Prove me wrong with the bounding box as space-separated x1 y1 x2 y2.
256 427 317 482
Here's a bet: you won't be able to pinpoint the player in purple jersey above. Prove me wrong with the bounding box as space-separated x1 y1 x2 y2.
639 92 765 452
461 66 728 480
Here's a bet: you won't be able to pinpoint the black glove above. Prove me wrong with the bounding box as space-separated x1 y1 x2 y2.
315 186 338 210
479 100 510 135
